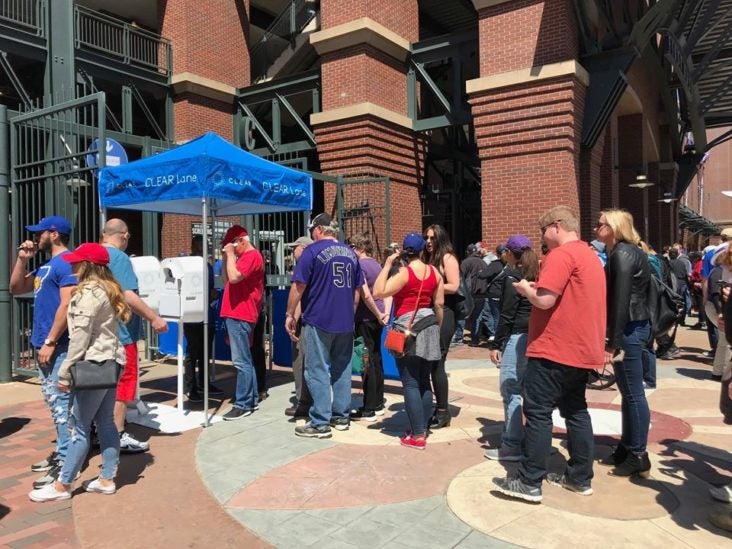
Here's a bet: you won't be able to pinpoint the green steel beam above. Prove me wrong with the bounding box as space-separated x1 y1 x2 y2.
46 0 75 100
237 69 319 101
122 85 133 133
0 105 11 382
275 92 315 147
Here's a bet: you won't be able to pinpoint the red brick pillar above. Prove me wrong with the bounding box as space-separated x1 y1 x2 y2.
468 0 585 246
599 118 619 209
311 0 423 244
157 0 250 256
580 128 605 239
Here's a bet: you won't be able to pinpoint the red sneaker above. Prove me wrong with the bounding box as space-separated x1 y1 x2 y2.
400 435 426 450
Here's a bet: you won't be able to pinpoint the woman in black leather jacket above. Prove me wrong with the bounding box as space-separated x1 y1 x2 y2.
594 209 653 478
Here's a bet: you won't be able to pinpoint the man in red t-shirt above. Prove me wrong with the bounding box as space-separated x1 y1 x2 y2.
493 206 606 503
219 225 265 420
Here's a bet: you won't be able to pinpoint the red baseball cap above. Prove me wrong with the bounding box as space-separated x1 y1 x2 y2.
222 225 248 246
62 243 110 265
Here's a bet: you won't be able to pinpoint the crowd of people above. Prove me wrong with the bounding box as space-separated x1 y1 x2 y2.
15 208 732 533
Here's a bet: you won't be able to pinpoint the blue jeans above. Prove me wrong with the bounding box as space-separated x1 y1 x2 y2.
396 356 434 437
59 387 119 484
302 324 354 428
226 318 258 410
38 346 71 462
519 358 593 488
642 345 656 387
613 320 651 454
453 320 465 342
487 298 501 335
499 333 528 451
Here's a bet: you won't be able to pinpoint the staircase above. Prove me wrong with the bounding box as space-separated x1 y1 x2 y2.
250 0 319 83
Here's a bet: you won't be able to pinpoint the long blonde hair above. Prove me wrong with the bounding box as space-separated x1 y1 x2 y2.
73 262 131 323
601 209 641 245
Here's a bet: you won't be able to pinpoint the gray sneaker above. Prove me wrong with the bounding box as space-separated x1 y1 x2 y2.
33 462 62 489
709 483 732 503
484 447 523 462
31 452 57 472
295 424 332 439
546 472 593 496
329 417 350 431
492 476 542 503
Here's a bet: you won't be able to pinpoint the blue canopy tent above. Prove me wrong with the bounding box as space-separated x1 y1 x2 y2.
98 131 312 426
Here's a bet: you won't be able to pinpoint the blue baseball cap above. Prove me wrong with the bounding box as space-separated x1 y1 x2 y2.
25 216 72 236
402 232 425 254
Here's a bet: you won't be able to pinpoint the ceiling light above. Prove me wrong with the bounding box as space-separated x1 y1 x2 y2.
629 174 655 189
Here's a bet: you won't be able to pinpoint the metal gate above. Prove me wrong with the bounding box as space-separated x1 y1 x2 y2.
334 175 391 261
9 93 106 376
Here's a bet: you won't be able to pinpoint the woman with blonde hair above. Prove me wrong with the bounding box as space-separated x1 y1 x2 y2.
594 209 653 478
30 243 130 502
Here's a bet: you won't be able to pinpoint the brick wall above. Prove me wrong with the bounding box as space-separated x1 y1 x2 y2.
478 0 578 77
321 0 419 41
579 127 605 239
470 75 585 244
159 0 250 86
315 118 425 246
157 0 250 258
320 47 408 113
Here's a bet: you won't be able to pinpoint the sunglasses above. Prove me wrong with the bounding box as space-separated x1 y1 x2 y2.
594 221 608 230
540 220 562 236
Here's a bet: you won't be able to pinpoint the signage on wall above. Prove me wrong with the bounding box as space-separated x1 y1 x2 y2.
86 138 129 176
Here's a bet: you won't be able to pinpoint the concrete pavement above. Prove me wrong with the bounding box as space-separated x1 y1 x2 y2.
1 324 731 548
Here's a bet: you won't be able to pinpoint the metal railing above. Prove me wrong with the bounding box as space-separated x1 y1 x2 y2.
0 0 44 36
250 0 318 81
74 5 172 77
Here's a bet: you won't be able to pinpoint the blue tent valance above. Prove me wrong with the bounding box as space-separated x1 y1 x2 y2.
98 132 312 215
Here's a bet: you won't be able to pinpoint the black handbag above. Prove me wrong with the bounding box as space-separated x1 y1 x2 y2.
69 359 122 390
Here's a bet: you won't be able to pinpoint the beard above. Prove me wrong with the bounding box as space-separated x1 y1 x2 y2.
37 238 52 253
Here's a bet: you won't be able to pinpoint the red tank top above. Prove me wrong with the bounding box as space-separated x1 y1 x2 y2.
394 265 438 317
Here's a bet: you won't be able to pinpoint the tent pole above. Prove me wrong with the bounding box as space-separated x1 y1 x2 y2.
202 198 210 427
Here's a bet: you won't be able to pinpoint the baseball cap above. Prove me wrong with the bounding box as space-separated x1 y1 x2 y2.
505 235 532 253
476 241 485 249
496 244 508 255
590 239 606 253
222 225 248 246
402 232 425 254
286 236 313 247
722 227 732 238
62 243 110 265
308 212 332 231
466 243 479 255
25 215 72 236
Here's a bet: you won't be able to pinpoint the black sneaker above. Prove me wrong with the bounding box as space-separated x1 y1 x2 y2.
492 476 542 503
546 473 593 496
33 462 62 489
187 390 203 403
222 407 253 421
349 408 376 422
374 404 386 416
294 424 332 438
31 452 57 472
329 417 350 431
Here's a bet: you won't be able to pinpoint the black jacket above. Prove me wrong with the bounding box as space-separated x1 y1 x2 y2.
490 268 531 350
605 242 651 349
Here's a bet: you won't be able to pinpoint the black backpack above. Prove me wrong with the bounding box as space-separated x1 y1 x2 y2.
649 272 683 338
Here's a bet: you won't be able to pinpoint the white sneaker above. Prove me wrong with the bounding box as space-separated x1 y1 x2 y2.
119 432 149 454
29 483 71 502
84 478 116 495
710 483 732 503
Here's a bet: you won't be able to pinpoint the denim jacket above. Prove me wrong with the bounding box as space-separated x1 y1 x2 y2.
58 282 126 385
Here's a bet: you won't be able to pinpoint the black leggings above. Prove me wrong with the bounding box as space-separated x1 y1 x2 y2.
431 306 455 410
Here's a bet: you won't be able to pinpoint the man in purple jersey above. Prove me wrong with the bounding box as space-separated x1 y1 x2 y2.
285 213 364 438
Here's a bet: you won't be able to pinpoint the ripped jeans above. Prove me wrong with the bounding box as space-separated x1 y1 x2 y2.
37 346 71 463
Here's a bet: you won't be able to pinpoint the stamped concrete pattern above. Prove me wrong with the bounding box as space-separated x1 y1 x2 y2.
2 326 732 547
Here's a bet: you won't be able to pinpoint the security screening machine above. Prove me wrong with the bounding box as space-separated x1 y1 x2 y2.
130 256 164 416
159 256 206 410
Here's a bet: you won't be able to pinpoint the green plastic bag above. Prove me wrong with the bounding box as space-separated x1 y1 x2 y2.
351 336 366 375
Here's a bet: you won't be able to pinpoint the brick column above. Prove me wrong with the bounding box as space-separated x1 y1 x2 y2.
468 0 586 246
311 1 422 243
157 0 250 256
579 128 605 239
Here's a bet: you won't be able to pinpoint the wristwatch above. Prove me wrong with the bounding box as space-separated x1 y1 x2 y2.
44 338 56 347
